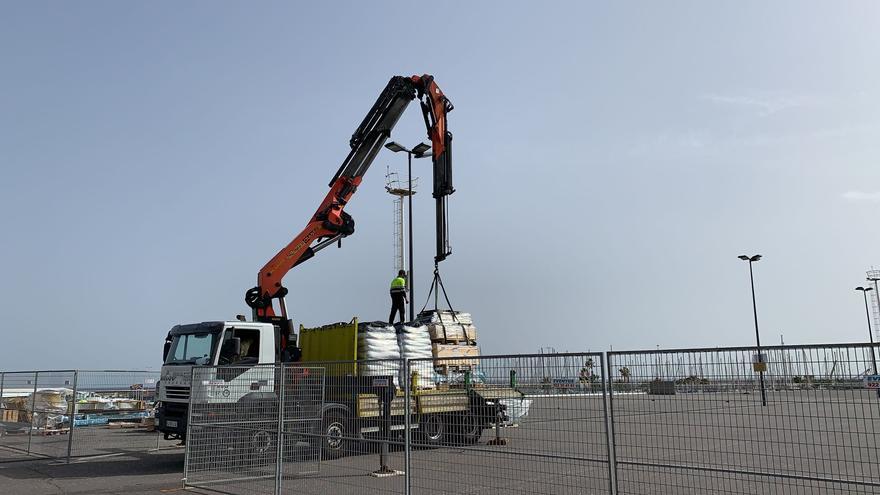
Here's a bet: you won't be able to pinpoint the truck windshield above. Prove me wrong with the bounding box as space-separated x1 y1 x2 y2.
165 332 217 365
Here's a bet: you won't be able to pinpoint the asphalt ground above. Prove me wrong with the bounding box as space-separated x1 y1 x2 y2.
2 390 880 494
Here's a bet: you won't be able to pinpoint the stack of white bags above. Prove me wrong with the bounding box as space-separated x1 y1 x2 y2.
357 322 401 380
396 323 436 389
356 322 436 389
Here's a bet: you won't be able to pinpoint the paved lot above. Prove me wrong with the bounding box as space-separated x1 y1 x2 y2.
0 448 186 495
2 390 879 494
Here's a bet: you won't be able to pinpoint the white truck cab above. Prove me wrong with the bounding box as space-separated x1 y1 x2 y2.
156 321 278 441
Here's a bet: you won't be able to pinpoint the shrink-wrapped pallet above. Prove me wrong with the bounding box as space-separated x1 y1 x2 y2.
357 322 401 380
419 310 478 343
395 324 436 389
420 311 473 326
427 323 477 342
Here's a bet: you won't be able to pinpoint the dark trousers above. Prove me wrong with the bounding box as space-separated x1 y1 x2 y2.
389 293 406 325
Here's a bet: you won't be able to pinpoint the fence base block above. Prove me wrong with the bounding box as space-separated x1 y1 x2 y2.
370 467 404 478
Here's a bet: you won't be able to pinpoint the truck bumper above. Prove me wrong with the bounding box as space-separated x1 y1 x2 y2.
156 401 189 438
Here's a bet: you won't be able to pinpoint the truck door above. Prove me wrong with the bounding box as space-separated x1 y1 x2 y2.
216 327 264 382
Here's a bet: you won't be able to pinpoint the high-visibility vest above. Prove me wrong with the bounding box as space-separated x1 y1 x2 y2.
390 277 407 294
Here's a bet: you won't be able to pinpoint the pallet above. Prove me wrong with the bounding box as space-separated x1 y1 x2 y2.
38 428 69 436
107 422 139 429
431 338 477 346
428 326 477 343
434 363 476 374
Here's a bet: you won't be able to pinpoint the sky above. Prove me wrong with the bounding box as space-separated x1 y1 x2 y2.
2 2 880 370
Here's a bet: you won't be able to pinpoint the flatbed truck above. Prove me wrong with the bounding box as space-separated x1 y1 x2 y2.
156 319 523 458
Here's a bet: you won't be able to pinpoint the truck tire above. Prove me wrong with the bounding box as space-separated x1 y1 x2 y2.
319 411 352 460
453 412 482 446
417 414 449 447
249 429 275 457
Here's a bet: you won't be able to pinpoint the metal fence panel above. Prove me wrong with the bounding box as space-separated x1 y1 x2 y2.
406 353 612 495
282 359 406 495
186 364 280 495
69 371 168 458
0 371 39 461
1 369 167 463
184 354 612 495
27 370 77 459
607 344 880 494
278 364 325 484
185 363 327 495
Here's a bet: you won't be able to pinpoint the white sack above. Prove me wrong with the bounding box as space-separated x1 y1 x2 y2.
357 323 401 381
396 324 436 389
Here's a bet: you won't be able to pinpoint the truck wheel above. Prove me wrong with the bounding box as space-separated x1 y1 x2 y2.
320 412 351 460
453 412 482 445
417 414 448 447
250 429 275 457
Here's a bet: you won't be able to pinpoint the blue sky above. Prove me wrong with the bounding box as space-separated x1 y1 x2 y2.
2 2 880 369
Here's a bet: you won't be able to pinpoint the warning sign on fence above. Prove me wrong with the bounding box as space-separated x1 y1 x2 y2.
864 375 880 389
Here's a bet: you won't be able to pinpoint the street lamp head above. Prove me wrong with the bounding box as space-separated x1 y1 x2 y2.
856 287 869 292
412 142 431 156
384 141 407 153
738 255 750 261
856 286 873 292
751 254 762 262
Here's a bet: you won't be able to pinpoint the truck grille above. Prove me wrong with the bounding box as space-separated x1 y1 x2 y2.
165 386 190 400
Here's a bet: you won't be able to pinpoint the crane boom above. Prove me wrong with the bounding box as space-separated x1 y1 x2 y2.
245 75 454 323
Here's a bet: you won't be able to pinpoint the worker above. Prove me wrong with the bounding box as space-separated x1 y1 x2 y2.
388 270 408 325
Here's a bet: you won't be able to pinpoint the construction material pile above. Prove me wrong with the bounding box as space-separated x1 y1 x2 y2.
348 312 481 387
357 322 402 379
0 390 70 429
419 310 480 370
0 389 153 431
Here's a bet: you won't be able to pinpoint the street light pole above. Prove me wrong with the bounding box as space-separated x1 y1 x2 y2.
385 141 431 323
738 254 767 407
407 150 414 321
856 287 878 376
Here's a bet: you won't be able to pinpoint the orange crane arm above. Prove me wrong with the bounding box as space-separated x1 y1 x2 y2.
245 75 453 319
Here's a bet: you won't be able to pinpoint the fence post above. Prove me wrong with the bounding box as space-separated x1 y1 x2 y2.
182 367 195 485
66 371 79 463
404 359 412 495
27 371 39 455
156 373 161 451
275 364 285 495
605 353 619 494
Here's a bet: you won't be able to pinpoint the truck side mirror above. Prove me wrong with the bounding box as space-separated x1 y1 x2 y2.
219 338 241 362
163 341 172 362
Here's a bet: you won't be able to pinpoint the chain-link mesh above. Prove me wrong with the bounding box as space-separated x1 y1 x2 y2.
607 344 880 494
